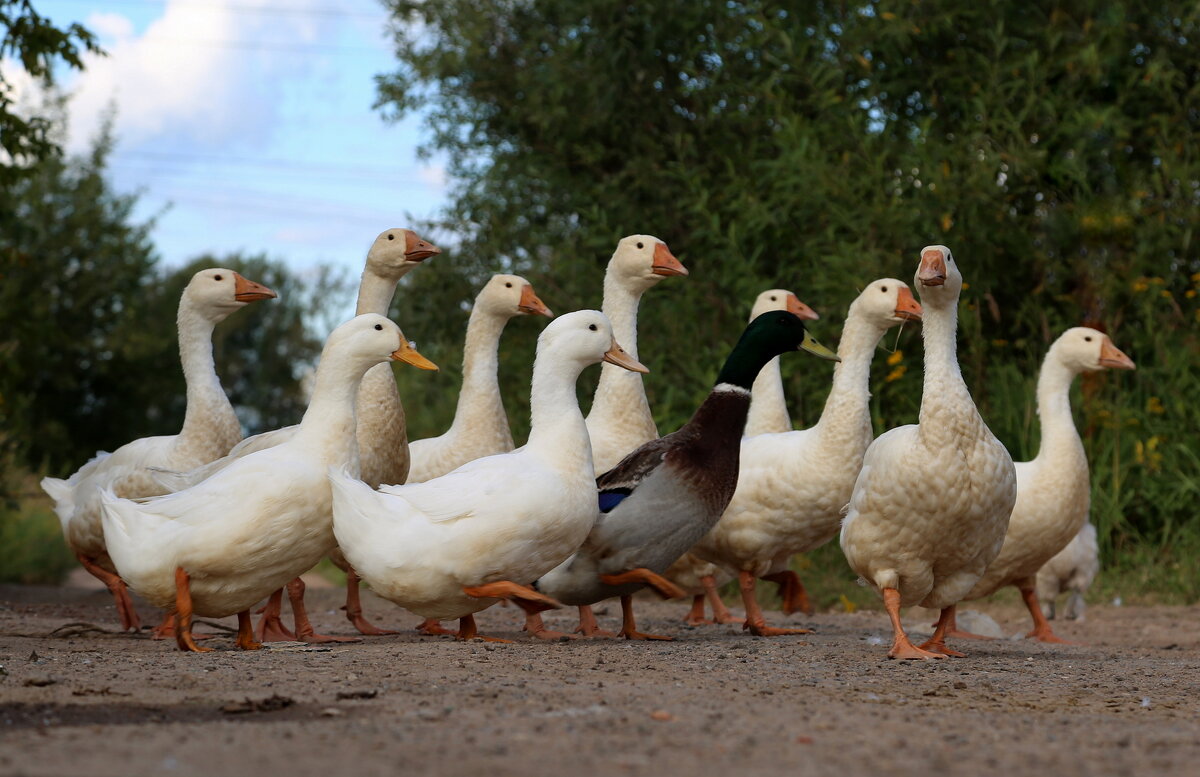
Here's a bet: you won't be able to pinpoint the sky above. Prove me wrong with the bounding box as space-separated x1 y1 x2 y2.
19 0 448 286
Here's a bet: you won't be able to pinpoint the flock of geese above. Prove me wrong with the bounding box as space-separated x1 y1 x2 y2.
41 231 1132 659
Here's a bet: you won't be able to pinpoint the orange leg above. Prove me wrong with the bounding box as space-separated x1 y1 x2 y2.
599 568 687 599
702 575 743 625
762 569 815 616
575 605 617 638
683 595 712 625
929 608 994 640
236 610 263 651
616 594 673 641
152 609 211 641
286 578 359 644
173 567 213 653
882 588 943 660
415 618 455 636
522 612 578 640
918 605 967 657
255 588 296 642
454 613 512 644
738 571 811 637
1020 586 1075 644
342 567 397 635
75 552 141 632
462 581 562 614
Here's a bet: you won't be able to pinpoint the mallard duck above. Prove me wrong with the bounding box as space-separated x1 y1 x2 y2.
41 268 276 632
952 328 1133 642
585 235 687 474
328 310 647 642
99 314 437 652
689 279 922 635
527 311 839 640
668 288 818 625
1037 522 1099 622
152 228 440 640
839 246 1017 659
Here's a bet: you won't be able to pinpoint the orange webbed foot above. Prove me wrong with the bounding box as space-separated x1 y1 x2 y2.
742 622 812 637
415 618 455 636
888 637 947 660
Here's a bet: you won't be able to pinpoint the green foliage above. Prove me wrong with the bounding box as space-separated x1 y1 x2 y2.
0 0 103 180
378 0 1200 597
0 468 74 584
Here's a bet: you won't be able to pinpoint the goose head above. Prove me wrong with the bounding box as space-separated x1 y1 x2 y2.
849 278 923 328
1051 327 1135 373
536 310 648 374
321 313 439 378
914 245 962 306
608 234 689 291
480 274 554 319
364 228 441 281
750 289 819 322
183 267 276 323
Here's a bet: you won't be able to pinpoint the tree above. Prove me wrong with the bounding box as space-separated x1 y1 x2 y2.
1 0 103 180
377 1 1200 566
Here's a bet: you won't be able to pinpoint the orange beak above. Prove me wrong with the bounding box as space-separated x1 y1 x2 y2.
603 339 649 373
233 273 277 302
917 248 947 287
651 242 689 277
1098 337 1135 370
786 293 819 321
893 286 923 322
404 231 442 262
390 339 439 371
518 284 553 318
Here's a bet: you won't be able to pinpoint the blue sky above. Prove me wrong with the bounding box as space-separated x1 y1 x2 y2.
27 0 447 288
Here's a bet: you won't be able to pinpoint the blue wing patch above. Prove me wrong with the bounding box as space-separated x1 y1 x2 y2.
598 488 632 513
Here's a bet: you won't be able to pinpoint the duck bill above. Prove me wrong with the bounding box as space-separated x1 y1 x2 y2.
1098 338 1135 370
651 242 689 277
787 293 819 321
603 338 649 373
233 273 277 302
390 340 439 371
404 231 442 262
518 284 554 317
893 286 923 322
917 248 947 287
799 331 840 362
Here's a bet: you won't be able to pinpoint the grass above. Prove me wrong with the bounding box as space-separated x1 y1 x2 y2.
0 496 76 585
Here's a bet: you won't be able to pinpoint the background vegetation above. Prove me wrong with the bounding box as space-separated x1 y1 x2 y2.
2 2 1196 604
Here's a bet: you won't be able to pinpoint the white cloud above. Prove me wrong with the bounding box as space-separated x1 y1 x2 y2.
60 0 331 153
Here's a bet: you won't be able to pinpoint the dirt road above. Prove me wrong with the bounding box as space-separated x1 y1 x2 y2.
1 581 1197 777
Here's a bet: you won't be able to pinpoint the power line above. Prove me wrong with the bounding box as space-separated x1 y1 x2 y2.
42 0 389 21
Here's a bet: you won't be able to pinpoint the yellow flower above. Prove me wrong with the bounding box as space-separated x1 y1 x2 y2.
886 349 904 366
839 594 858 614
1161 290 1173 299
962 282 970 290
885 365 907 383
1187 290 1196 299
1192 271 1200 283
1150 277 1165 285
1132 277 1150 293
1147 397 1165 415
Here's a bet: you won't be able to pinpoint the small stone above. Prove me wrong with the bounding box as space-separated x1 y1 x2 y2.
650 709 673 721
320 707 343 717
23 674 56 687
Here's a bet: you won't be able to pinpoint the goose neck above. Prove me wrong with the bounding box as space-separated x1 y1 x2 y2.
448 307 510 435
526 356 589 452
601 273 644 359
297 355 373 471
813 313 888 438
1032 356 1086 465
355 269 400 316
746 356 789 435
917 297 974 433
176 302 239 450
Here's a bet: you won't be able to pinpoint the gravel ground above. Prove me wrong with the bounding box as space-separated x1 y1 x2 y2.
0 580 1197 777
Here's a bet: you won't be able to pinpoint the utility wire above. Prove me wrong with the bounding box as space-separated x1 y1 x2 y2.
41 0 389 21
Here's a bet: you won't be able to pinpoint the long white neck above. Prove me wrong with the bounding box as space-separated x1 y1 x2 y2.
297 355 372 476
586 274 656 437
527 355 592 474
446 307 513 448
812 313 889 450
1030 355 1086 470
176 302 241 459
917 296 977 446
745 356 791 436
355 269 400 316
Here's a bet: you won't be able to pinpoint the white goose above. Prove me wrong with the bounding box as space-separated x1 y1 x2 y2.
954 327 1133 642
153 228 440 639
406 274 553 483
329 310 647 642
1037 522 1100 622
99 314 437 651
41 268 276 632
666 288 819 626
690 279 922 635
840 246 1017 660
585 235 687 475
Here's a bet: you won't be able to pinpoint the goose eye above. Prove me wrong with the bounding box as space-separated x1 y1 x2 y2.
387 233 394 240
636 242 644 249
214 274 223 281
588 324 597 331
1084 336 1092 342
881 286 888 292
505 282 512 288
374 324 383 331
770 296 777 301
